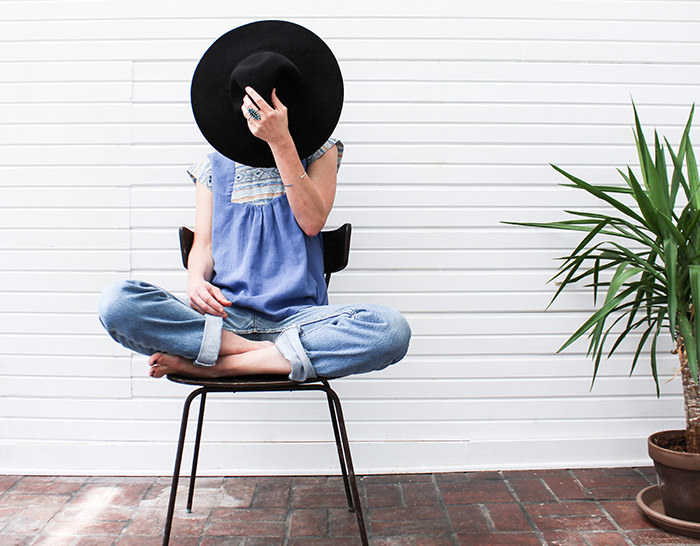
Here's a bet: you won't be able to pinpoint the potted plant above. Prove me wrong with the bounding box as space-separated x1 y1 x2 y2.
510 103 700 535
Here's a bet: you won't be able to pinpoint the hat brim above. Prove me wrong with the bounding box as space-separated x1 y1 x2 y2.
191 20 344 167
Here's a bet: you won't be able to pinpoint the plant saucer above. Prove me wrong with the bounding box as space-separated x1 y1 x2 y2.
637 485 700 538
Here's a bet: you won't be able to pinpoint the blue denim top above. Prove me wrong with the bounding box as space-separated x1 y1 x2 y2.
208 152 328 321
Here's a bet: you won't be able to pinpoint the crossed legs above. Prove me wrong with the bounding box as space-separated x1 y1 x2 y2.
98 279 411 382
148 332 291 378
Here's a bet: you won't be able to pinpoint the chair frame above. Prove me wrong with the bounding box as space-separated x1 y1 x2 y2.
162 223 368 546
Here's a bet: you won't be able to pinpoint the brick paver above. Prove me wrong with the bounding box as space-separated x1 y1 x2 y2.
1 468 700 545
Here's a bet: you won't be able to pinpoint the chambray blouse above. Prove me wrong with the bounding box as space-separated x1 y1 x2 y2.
187 138 343 321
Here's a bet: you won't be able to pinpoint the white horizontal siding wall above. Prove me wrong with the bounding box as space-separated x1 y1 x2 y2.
1 0 698 475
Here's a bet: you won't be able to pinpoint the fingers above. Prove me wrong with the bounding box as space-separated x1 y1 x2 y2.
190 298 208 315
244 86 271 112
197 294 225 316
192 296 224 317
190 284 229 317
211 285 232 307
240 87 289 142
241 87 285 119
241 100 258 123
241 97 262 128
270 88 286 110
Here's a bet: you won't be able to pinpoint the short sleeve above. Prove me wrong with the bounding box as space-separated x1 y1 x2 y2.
187 156 213 191
306 138 343 172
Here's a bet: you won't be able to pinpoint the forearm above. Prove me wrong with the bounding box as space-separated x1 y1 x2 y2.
186 241 231 317
241 86 334 236
187 242 215 283
269 135 330 236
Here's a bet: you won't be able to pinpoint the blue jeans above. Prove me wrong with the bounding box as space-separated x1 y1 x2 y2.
98 280 411 381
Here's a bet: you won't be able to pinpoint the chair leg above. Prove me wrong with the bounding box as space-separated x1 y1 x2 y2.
325 389 354 512
325 386 369 546
186 391 207 512
163 388 203 546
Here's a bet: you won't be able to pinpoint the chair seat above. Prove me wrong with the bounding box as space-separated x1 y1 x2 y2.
166 373 325 390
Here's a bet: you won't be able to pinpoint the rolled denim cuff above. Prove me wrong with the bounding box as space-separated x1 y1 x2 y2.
275 326 316 382
195 314 222 367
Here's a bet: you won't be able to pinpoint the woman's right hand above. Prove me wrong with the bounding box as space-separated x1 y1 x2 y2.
187 278 231 317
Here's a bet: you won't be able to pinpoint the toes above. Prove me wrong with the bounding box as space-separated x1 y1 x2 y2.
149 365 166 378
148 353 163 366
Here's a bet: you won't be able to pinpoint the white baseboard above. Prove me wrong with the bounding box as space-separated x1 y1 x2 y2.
0 436 652 476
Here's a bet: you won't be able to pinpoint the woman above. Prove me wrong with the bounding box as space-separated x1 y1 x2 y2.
98 21 411 382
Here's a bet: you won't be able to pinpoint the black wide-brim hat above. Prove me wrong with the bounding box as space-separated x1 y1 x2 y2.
191 20 344 167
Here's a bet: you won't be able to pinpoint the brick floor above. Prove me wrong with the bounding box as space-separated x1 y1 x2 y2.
1 467 699 545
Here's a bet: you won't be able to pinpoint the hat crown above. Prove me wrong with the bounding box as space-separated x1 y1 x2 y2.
229 51 304 107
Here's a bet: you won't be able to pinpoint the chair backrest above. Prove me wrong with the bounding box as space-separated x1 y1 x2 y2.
179 223 352 287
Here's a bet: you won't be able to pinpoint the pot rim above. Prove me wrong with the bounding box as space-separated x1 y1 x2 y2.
648 430 700 471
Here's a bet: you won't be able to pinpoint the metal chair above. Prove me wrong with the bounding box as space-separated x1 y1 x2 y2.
162 223 368 545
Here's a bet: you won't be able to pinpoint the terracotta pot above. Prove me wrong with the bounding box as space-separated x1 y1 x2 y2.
648 430 700 523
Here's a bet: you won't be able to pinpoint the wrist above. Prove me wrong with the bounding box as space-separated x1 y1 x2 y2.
267 131 295 154
187 272 208 285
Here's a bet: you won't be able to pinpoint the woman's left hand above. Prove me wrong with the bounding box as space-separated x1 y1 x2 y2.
241 87 291 146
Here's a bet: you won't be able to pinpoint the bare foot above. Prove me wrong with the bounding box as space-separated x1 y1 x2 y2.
147 346 292 379
148 334 275 378
148 353 219 379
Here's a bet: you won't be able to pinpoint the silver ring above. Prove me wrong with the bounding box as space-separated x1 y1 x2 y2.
247 107 261 121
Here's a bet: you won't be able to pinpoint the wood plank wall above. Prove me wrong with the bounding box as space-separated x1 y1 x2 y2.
1 0 698 474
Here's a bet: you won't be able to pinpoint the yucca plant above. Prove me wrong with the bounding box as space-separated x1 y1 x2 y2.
512 103 700 453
